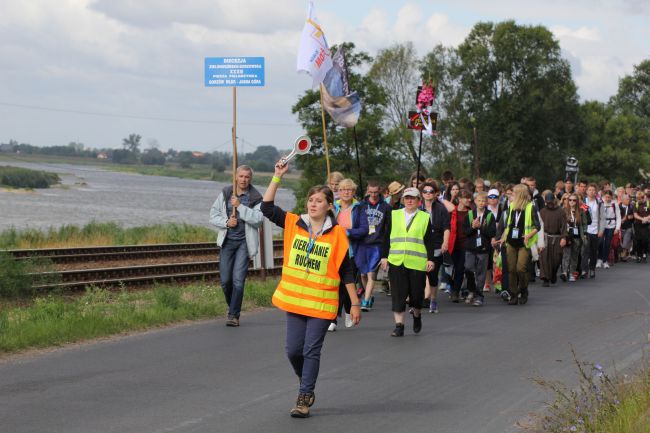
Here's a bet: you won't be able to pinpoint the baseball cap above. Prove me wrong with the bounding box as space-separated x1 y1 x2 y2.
402 187 420 198
487 188 499 198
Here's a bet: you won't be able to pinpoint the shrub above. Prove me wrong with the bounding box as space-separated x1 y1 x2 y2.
0 166 60 188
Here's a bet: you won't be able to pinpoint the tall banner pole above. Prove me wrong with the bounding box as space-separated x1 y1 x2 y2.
416 129 423 188
231 86 238 217
352 126 363 194
319 83 331 180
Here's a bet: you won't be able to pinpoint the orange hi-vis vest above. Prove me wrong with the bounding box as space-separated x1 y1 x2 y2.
272 212 350 320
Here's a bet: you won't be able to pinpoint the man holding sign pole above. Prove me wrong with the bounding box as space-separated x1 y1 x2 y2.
209 166 264 327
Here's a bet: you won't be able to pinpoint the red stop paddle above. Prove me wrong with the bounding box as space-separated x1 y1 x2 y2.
279 135 312 167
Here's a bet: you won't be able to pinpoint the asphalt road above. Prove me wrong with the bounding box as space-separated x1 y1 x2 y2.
1 262 649 433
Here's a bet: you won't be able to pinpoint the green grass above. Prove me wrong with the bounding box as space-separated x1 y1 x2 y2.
527 349 650 433
0 221 216 249
0 278 279 354
0 165 60 189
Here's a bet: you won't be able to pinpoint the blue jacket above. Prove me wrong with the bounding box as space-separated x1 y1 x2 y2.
334 199 369 258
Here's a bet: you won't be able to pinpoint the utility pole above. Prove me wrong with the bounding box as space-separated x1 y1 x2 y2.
471 117 480 178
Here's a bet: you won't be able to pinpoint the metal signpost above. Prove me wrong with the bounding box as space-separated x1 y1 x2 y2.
204 56 265 215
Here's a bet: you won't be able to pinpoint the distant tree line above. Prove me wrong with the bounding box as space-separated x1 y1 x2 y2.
0 134 288 174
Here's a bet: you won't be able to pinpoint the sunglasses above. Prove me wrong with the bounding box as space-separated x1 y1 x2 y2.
422 189 435 193
568 199 577 202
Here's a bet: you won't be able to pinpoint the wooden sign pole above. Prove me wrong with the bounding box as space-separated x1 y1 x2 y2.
231 86 238 217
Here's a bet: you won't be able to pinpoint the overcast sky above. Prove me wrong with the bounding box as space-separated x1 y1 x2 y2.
1 0 648 153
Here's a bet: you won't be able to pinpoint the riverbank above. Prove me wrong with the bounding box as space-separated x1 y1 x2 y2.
0 153 300 190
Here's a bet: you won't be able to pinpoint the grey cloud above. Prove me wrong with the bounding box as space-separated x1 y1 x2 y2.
90 0 303 33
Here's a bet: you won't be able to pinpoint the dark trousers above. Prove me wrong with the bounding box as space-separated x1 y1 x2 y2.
634 224 650 257
582 233 600 272
389 264 426 312
598 228 615 262
501 246 510 291
219 238 250 318
450 248 466 294
285 312 331 394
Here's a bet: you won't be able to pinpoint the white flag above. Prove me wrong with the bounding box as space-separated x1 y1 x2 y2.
296 2 333 88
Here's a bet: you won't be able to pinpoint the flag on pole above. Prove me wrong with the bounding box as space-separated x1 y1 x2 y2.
297 2 333 88
321 47 361 128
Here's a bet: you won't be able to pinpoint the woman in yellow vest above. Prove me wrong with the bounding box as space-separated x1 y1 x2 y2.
380 187 435 337
499 184 541 305
261 159 361 418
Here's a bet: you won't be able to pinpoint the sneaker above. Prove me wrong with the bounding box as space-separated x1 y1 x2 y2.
603 262 610 269
560 273 567 282
450 292 460 303
344 313 353 328
465 292 474 304
369 295 375 308
589 269 596 278
327 322 337 332
472 297 484 306
483 284 491 293
413 314 422 334
290 393 312 418
568 274 576 282
500 290 512 302
596 259 603 268
360 299 370 312
580 271 587 279
391 323 404 337
429 300 439 314
226 316 239 327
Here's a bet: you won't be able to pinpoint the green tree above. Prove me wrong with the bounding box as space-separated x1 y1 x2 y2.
439 21 582 186
122 133 142 154
613 59 650 118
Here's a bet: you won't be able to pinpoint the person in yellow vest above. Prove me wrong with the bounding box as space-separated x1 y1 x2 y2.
498 184 541 305
380 187 435 337
261 159 361 418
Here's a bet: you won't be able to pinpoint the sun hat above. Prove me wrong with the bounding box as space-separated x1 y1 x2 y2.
387 181 405 196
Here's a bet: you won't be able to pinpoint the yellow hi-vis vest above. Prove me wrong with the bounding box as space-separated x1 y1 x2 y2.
387 209 429 271
272 212 349 320
503 202 538 248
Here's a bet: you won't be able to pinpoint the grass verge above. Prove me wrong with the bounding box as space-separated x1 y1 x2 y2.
0 221 216 249
525 348 650 433
0 278 278 355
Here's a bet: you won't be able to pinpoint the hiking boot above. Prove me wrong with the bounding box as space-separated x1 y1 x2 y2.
413 314 422 334
391 323 405 337
429 299 439 314
290 393 313 418
226 316 239 327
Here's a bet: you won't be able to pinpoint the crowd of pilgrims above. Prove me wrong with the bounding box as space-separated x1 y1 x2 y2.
325 170 650 333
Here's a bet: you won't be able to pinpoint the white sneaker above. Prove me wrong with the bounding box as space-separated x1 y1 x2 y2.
327 322 337 332
465 292 474 304
596 259 603 268
603 262 610 269
344 313 353 328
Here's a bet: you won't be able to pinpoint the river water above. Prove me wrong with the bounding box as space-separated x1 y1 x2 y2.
0 162 296 232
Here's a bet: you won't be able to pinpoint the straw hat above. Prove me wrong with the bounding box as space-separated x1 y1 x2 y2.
387 181 405 196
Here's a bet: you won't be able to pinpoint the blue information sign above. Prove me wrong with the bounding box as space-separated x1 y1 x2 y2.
204 57 265 87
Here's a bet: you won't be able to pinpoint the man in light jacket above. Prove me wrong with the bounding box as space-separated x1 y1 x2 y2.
209 165 264 327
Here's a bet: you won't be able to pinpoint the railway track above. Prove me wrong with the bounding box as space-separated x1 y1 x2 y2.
3 241 285 291
7 240 284 263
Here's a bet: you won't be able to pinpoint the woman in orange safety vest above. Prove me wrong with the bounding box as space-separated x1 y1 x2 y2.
261 159 361 418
